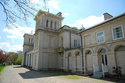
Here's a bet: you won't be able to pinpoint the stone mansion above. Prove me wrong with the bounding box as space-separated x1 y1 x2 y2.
22 10 125 77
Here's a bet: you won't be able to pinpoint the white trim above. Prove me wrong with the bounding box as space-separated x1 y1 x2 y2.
96 31 105 44
112 25 124 40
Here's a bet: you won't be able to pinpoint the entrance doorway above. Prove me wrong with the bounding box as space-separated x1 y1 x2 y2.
98 48 108 73
101 54 108 73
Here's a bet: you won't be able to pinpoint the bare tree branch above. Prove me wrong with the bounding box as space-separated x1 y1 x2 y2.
0 0 39 27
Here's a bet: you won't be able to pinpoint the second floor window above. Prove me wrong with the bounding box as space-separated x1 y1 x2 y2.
74 40 77 48
46 20 48 27
96 31 104 43
113 26 124 40
29 38 33 44
55 22 56 29
29 38 30 43
50 21 53 28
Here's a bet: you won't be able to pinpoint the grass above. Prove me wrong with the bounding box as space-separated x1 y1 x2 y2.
58 75 81 79
0 65 6 75
40 71 81 79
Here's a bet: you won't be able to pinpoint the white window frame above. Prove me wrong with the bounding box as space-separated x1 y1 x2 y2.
96 31 105 43
112 25 124 40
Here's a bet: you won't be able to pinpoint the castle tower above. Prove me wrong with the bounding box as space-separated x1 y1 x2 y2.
34 10 63 31
33 10 64 70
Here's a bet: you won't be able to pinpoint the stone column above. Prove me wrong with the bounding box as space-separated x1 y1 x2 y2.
32 55 34 69
83 49 87 75
26 55 28 66
92 53 98 73
29 54 31 67
27 54 28 66
83 54 87 75
25 55 27 66
31 54 32 68
28 55 29 67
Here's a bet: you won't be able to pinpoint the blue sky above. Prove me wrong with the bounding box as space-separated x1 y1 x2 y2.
0 0 125 52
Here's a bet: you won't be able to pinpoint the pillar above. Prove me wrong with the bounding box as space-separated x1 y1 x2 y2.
83 49 87 74
28 55 29 67
31 54 32 67
26 55 28 66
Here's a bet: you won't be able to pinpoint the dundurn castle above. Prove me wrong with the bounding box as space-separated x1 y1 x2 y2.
22 10 125 78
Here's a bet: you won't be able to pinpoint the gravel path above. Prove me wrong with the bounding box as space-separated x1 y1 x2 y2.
0 65 125 83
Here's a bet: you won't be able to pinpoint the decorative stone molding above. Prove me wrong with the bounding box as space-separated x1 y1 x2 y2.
111 41 125 51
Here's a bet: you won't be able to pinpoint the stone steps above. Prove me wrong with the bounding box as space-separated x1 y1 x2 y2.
92 72 103 78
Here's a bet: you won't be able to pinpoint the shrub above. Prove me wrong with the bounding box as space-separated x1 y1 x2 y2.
15 55 22 65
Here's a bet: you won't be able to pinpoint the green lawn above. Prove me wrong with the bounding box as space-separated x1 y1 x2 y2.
0 65 6 74
58 75 81 79
40 71 81 79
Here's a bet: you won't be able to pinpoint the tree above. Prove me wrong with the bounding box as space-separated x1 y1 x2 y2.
15 51 22 65
0 49 9 64
0 0 38 26
7 52 18 64
15 54 22 65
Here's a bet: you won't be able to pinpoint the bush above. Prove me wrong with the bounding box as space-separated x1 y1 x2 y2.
15 55 22 65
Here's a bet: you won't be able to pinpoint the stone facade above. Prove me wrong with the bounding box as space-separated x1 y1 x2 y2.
22 10 83 73
22 10 125 76
81 12 125 76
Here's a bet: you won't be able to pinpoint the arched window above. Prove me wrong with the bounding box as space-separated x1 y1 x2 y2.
54 22 56 29
99 48 106 53
86 50 92 55
50 21 53 28
46 20 48 27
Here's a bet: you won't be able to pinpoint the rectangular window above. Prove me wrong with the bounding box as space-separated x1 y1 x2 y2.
74 40 77 48
29 38 30 43
96 31 105 43
113 26 124 40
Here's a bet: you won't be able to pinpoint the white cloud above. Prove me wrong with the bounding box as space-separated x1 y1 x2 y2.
37 0 60 12
48 0 60 11
63 13 70 17
3 23 35 39
0 36 1 39
0 43 10 48
29 0 60 11
8 44 23 52
7 35 17 39
28 0 40 7
0 42 23 52
67 15 104 29
30 0 39 4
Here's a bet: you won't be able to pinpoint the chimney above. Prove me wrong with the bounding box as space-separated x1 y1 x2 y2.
103 13 113 20
57 12 62 17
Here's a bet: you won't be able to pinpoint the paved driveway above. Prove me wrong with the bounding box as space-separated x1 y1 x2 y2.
0 66 125 83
